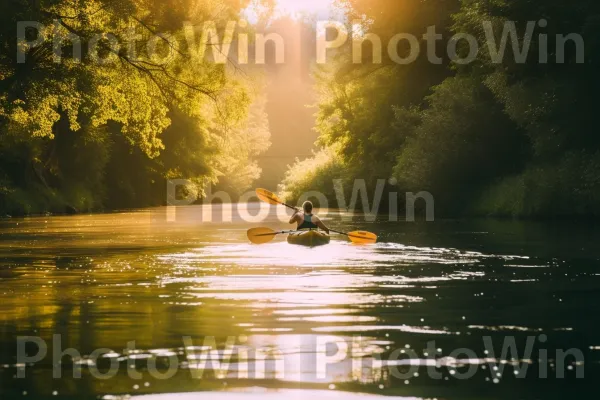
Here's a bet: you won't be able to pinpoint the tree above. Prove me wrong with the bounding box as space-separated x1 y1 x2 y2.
0 0 273 214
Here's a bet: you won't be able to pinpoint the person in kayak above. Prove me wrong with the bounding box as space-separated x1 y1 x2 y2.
289 201 330 234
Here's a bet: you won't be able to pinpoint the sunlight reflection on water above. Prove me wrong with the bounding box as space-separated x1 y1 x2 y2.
0 206 598 399
132 388 424 400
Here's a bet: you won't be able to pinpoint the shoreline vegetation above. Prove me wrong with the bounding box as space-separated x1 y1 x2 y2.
1 0 272 218
2 0 599 219
279 0 600 219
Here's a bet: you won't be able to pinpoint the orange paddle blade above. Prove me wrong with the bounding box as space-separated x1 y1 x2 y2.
346 231 378 244
247 227 278 244
255 188 283 206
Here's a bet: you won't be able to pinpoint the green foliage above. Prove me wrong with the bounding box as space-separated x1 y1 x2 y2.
286 0 600 218
393 75 526 213
454 0 600 216
312 0 459 182
213 93 272 198
279 145 348 206
475 152 600 218
0 0 273 214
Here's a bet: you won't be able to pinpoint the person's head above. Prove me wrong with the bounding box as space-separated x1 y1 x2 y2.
302 201 313 214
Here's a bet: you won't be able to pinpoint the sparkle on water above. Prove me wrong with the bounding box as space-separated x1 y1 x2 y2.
0 205 598 398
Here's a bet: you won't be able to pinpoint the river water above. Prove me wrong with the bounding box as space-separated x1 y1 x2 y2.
0 205 599 399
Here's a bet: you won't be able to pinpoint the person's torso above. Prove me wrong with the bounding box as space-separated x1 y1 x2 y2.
298 213 318 230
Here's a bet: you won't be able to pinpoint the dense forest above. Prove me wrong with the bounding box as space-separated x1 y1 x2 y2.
0 0 271 215
2 0 600 218
281 0 600 218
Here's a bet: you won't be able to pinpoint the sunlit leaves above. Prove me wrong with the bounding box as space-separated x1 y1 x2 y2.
5 78 83 138
279 145 346 203
0 0 272 214
212 91 271 196
89 67 169 157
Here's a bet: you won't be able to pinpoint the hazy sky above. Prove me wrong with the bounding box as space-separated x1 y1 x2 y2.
244 0 345 188
244 0 342 23
275 0 337 18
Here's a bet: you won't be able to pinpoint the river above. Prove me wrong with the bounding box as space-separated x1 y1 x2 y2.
0 204 599 399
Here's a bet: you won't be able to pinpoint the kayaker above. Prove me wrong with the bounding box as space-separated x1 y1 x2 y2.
289 201 330 234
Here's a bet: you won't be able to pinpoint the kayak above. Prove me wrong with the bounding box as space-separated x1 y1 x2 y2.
287 230 331 247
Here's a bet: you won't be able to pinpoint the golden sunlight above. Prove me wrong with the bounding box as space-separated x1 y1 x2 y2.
275 0 336 18
243 0 338 22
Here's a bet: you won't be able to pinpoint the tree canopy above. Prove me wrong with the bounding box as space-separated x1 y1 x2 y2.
0 0 272 214
282 0 600 218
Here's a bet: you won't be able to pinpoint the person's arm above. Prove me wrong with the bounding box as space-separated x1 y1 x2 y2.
289 210 300 225
314 216 330 234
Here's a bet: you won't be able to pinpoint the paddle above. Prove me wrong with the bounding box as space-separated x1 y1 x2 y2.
329 229 378 244
256 188 298 211
255 188 378 244
247 227 296 244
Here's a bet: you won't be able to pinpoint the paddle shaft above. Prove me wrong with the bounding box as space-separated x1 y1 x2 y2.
281 202 299 212
254 230 296 237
